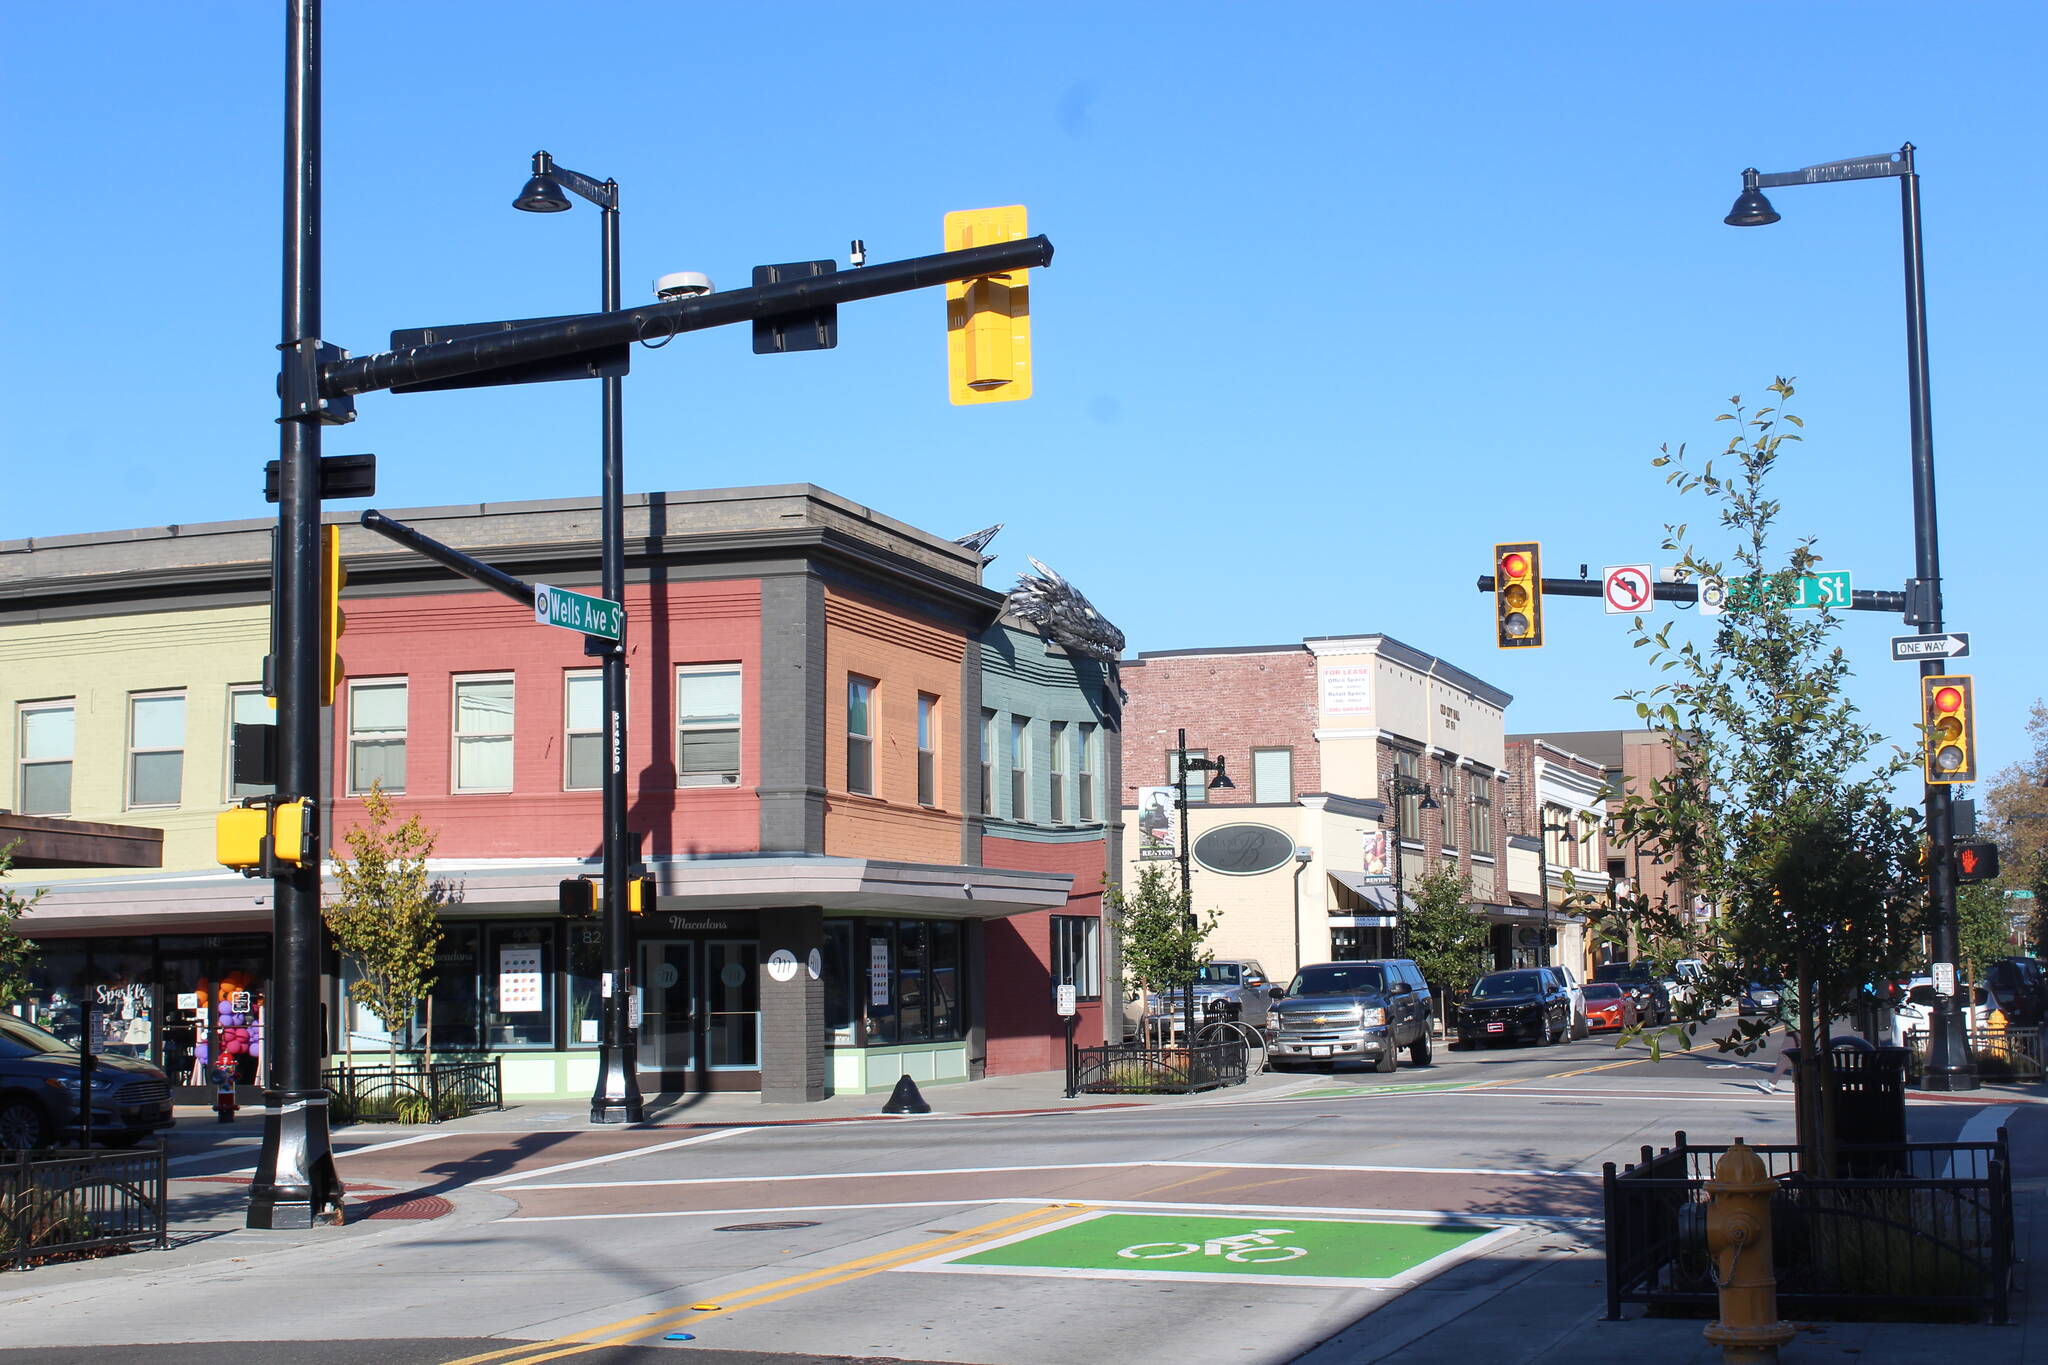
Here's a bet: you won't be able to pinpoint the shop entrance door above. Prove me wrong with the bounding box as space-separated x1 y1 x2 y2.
635 938 761 1092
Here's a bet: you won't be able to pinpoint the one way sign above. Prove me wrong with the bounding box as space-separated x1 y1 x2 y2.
1891 633 1970 663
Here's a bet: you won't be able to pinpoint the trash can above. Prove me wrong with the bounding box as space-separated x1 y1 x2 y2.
1785 1045 1909 1173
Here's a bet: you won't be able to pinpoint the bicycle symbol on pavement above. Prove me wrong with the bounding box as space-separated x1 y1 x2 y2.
1117 1227 1308 1264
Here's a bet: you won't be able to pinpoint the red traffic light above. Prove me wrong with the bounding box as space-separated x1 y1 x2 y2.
1499 551 1528 578
1932 686 1964 714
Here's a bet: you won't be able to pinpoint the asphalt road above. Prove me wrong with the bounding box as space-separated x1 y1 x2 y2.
1 1028 2035 1365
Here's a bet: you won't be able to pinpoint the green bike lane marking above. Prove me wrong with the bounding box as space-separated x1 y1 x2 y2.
898 1210 1517 1289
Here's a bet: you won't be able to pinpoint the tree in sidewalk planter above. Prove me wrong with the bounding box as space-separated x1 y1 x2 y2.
0 844 42 1008
1401 866 1490 1020
325 783 444 1086
1104 864 1218 1046
1609 380 1927 1173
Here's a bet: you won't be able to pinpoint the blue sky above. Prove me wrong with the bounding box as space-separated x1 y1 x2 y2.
4 2 2044 789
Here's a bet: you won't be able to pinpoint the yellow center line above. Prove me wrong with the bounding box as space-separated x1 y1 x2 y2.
441 1203 1085 1365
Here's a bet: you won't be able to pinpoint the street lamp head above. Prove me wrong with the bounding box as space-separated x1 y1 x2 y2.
1419 791 1440 812
1724 169 1781 227
514 150 572 213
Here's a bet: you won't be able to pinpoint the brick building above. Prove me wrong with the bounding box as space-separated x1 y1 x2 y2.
1118 634 1522 983
2 486 1117 1103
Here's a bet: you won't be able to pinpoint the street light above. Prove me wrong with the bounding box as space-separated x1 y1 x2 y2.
514 149 643 1124
1387 776 1439 957
1173 728 1232 1046
1723 142 1974 1092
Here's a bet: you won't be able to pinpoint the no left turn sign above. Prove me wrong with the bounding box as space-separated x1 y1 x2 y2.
1603 564 1655 615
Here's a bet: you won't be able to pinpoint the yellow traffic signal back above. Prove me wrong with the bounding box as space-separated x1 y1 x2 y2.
214 798 313 875
320 524 346 706
628 874 657 915
1494 542 1544 648
559 877 598 917
216 807 268 870
945 206 1032 405
1921 674 1977 783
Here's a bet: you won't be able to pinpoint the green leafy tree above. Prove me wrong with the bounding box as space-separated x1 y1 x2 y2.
325 785 443 1069
1610 381 1927 1167
1981 699 2048 953
1956 884 2013 989
0 844 41 1008
1402 866 1491 1009
1105 864 1216 1039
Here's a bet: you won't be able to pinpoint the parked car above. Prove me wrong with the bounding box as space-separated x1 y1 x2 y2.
1580 982 1638 1033
1986 957 2048 1027
1269 959 1433 1073
0 1014 176 1149
1549 964 1590 1039
1594 962 1674 1025
1738 981 1785 1018
1456 968 1574 1048
1145 958 1280 1036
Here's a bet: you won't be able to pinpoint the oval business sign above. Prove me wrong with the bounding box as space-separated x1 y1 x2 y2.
1193 823 1296 876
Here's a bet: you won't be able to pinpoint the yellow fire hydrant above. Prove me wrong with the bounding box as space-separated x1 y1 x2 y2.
1703 1140 1796 1363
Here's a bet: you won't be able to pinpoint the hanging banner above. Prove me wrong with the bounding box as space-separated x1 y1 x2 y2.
1361 830 1393 886
1136 786 1179 861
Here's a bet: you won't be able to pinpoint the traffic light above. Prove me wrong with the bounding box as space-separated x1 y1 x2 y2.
216 807 268 871
320 524 346 706
628 874 657 915
945 206 1033 405
1955 841 2000 883
1921 674 1978 783
1494 541 1544 648
558 876 598 917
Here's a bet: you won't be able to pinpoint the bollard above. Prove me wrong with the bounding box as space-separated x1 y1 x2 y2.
1702 1139 1795 1363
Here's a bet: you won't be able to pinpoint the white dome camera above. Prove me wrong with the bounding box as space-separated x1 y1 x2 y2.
653 270 714 300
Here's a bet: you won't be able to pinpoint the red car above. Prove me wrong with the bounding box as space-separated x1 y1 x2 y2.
1581 982 1639 1032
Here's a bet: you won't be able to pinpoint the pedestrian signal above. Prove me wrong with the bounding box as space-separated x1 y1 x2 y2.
559 877 598 917
1955 841 2000 883
945 206 1033 405
628 874 657 915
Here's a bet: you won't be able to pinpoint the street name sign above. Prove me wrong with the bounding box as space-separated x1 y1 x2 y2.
1891 632 1969 663
1729 571 1852 611
534 583 623 640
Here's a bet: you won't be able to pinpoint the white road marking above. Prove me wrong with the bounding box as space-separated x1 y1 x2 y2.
497 1157 1605 1193
505 1195 1600 1226
476 1124 755 1186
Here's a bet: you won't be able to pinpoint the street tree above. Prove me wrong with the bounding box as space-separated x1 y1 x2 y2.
1610 380 1927 1166
1402 866 1491 1007
325 784 443 1069
1104 864 1217 1041
0 845 40 1007
1981 698 2048 952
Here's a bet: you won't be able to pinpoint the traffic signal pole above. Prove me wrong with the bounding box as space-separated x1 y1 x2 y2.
249 0 345 1229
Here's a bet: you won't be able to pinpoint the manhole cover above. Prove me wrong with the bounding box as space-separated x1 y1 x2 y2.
714 1220 820 1232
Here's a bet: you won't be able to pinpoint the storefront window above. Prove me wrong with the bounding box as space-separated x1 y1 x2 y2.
568 922 603 1047
897 920 928 1042
864 925 896 1045
828 917 966 1047
482 923 553 1048
823 921 854 1045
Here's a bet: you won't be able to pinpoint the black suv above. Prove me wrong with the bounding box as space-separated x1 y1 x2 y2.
1593 962 1673 1025
1457 968 1574 1048
1269 959 1434 1072
0 1014 177 1149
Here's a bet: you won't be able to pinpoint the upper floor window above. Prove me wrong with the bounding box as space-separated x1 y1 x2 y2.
127 691 186 809
980 709 996 815
1437 760 1458 847
1395 750 1421 838
564 671 603 791
1252 748 1293 805
1470 791 1494 857
846 676 876 795
1010 716 1030 819
453 675 514 793
1544 803 1574 868
1170 748 1209 803
227 686 276 800
1077 722 1099 822
16 701 74 816
1049 721 1069 822
917 693 938 807
678 665 741 787
348 679 408 794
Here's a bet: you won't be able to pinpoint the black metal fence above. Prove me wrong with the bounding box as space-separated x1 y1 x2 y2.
325 1057 504 1124
1905 1026 2043 1081
1604 1128 2014 1323
1067 1039 1248 1096
3 1143 169 1270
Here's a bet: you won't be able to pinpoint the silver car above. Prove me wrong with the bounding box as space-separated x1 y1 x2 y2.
1149 959 1279 1034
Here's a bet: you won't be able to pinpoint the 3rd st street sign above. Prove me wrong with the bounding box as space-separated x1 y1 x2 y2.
534 582 623 641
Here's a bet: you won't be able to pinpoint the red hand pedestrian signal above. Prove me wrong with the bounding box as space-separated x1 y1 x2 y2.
1955 841 1999 883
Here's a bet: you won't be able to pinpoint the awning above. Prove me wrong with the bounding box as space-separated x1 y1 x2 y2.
0 813 163 870
1328 870 1401 912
